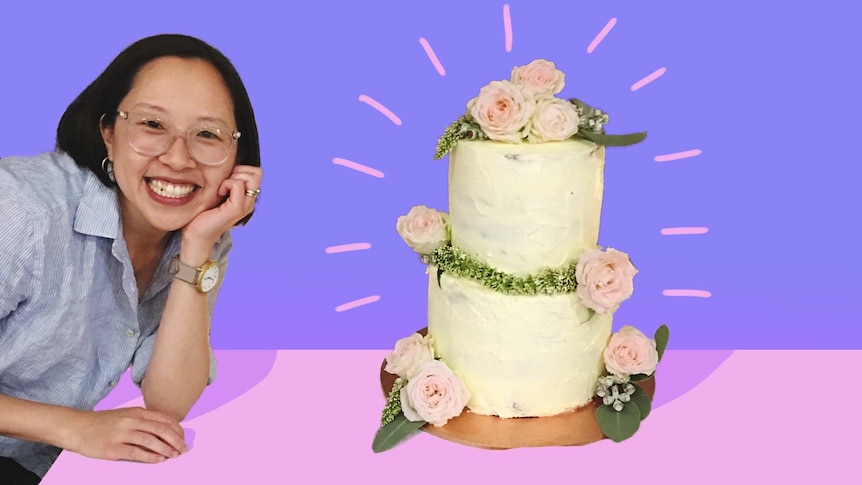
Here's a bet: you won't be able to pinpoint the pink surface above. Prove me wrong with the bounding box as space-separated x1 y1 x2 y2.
43 350 860 483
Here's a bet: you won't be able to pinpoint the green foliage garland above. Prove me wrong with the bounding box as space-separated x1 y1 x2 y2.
423 244 578 296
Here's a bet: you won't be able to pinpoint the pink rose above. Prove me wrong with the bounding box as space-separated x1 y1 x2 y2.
384 333 434 379
603 326 659 377
510 59 565 99
527 98 579 143
466 80 535 143
400 360 471 427
396 205 449 255
575 248 638 314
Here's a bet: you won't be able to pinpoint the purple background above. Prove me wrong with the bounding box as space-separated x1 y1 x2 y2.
2 0 860 350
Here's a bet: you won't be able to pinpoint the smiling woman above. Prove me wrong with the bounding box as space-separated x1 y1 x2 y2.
0 34 262 483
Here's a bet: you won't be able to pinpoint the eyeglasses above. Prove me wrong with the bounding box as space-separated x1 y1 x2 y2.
116 110 241 166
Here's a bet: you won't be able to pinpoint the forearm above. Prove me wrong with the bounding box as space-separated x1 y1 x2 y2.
140 238 214 422
0 393 80 449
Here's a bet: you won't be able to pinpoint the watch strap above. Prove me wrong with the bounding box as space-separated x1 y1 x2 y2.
169 256 200 286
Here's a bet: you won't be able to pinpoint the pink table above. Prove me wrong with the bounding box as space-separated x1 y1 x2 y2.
42 349 859 483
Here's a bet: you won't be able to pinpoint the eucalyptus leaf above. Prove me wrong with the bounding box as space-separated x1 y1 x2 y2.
629 386 652 420
372 414 426 453
596 403 641 442
579 131 648 146
655 325 669 362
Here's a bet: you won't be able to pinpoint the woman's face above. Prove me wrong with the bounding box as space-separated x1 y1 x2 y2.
101 56 238 236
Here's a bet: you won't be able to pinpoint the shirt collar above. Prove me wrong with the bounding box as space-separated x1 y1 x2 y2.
73 172 121 239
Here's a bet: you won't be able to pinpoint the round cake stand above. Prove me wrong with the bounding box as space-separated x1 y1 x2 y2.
379 327 656 450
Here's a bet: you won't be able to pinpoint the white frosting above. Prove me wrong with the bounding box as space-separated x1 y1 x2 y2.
428 267 612 418
448 139 606 275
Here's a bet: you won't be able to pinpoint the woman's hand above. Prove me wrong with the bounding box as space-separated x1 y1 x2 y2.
65 407 188 463
182 164 263 252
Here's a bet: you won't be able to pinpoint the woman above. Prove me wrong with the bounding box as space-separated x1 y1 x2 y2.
0 34 262 483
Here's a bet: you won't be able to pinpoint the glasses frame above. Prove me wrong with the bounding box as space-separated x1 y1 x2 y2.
115 110 241 166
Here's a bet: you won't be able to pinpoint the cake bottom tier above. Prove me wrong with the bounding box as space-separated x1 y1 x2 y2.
427 267 612 418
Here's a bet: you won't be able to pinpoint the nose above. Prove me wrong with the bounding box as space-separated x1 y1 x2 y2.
159 134 196 170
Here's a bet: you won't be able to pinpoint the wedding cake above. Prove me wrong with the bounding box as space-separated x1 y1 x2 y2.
374 60 669 450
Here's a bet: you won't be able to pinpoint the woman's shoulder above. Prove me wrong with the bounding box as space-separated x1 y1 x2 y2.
0 151 93 216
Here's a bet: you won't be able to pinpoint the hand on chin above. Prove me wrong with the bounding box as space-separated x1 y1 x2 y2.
181 165 261 249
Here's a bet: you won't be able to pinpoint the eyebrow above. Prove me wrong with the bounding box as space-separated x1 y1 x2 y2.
128 102 233 127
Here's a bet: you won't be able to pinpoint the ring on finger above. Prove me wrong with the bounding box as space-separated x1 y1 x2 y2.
244 188 261 198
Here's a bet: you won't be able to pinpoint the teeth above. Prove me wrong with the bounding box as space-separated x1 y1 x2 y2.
147 178 196 198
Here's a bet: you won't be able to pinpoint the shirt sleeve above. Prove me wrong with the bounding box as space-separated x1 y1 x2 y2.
0 188 34 323
130 232 233 388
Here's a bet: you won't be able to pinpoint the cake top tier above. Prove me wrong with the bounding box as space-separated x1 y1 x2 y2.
434 59 647 160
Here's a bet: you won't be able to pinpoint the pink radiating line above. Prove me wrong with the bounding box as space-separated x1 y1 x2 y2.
661 227 709 236
663 289 712 298
332 158 385 178
631 67 667 91
503 4 513 52
358 95 402 126
325 243 372 254
335 295 381 312
587 18 617 54
654 149 702 162
419 37 446 76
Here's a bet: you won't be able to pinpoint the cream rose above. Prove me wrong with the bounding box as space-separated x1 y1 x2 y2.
466 80 535 143
527 98 579 143
384 333 434 379
575 248 638 314
510 59 565 99
603 326 659 377
396 205 449 255
400 360 471 427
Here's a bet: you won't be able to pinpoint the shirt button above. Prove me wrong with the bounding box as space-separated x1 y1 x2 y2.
109 380 117 387
126 329 136 337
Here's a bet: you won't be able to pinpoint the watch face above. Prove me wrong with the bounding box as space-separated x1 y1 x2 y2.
200 264 220 293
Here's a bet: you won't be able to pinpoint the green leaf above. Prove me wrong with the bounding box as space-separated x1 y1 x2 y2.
629 373 650 382
578 131 648 146
372 414 426 453
629 386 652 420
596 403 641 442
654 324 669 362
436 266 444 288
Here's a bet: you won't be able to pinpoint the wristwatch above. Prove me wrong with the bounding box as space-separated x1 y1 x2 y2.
168 255 220 293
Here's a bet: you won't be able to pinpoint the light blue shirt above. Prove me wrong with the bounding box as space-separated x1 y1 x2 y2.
0 151 228 477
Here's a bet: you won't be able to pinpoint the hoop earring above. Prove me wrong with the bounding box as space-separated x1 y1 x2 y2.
101 157 115 183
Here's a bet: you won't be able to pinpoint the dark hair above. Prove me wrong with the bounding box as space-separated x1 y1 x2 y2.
56 33 260 225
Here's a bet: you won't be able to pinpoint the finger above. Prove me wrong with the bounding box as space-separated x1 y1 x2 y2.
229 172 259 189
133 408 186 441
219 178 251 218
231 168 263 192
116 444 168 464
126 430 181 459
135 419 188 454
230 165 262 177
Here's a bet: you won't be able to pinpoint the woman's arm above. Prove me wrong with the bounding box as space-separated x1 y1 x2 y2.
0 394 79 449
0 393 187 462
138 237 219 422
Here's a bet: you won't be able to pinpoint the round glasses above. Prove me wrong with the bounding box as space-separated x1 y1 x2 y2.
116 110 241 166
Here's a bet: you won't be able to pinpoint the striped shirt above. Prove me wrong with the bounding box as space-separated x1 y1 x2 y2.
0 152 229 477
